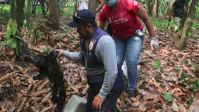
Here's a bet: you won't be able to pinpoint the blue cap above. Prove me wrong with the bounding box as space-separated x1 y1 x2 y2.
67 9 96 27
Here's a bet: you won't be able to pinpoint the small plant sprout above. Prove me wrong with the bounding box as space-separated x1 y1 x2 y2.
176 66 181 71
1 19 22 54
185 60 188 64
44 47 50 53
154 60 161 70
188 95 194 105
164 93 172 102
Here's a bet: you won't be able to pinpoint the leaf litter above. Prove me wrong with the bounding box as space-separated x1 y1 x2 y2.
0 15 199 111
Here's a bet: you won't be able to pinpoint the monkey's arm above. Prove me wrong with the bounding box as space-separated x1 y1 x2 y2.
62 51 81 62
33 68 47 80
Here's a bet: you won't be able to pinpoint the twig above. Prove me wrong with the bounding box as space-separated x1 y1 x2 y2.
64 74 79 93
0 4 5 11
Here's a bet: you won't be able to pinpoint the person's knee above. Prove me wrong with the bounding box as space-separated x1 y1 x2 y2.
126 60 137 70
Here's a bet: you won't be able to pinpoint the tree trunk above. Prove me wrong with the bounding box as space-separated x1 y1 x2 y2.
27 0 31 28
172 0 189 45
48 0 60 30
178 0 197 50
15 0 34 61
10 0 15 19
156 0 159 18
88 0 98 14
146 0 150 16
16 0 25 31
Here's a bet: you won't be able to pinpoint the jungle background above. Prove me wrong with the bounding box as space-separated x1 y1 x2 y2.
0 0 199 111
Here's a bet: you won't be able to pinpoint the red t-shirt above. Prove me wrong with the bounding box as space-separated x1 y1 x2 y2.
97 0 143 39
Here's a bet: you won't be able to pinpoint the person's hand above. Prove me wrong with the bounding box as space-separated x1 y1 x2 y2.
150 36 159 50
55 49 64 57
92 95 105 110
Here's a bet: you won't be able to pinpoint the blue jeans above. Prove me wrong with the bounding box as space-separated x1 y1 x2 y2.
112 30 144 91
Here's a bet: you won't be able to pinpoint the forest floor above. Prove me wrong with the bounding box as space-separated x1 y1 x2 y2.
0 13 199 112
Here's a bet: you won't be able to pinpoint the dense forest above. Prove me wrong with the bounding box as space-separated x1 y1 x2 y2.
0 0 199 111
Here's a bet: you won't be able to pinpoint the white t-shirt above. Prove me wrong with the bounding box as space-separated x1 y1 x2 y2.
79 0 89 10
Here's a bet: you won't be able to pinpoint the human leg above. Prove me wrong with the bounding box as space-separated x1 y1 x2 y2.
112 36 126 67
125 32 144 93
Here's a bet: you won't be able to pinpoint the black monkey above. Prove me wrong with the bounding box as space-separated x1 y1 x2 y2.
33 51 65 112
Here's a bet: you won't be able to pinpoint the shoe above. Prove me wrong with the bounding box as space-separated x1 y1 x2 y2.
127 90 135 98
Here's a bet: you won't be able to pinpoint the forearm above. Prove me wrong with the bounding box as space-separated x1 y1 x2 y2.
97 21 106 30
96 0 104 12
62 51 81 62
97 39 118 98
144 18 155 38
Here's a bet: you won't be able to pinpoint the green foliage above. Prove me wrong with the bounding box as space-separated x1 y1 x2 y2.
180 71 199 103
66 26 70 34
1 19 21 54
176 66 181 71
123 74 128 83
164 93 172 102
194 64 199 72
188 95 194 105
154 60 161 70
44 47 50 53
181 72 186 80
185 60 188 64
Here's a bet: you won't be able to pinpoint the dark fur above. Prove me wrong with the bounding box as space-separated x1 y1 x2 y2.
33 51 65 112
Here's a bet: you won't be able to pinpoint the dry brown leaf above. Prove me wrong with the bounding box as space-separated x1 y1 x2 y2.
17 97 27 112
32 89 48 97
171 102 179 111
42 92 52 103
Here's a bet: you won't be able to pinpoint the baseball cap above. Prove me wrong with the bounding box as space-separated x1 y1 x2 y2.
67 9 96 27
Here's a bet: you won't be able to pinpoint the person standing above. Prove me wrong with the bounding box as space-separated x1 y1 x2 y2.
168 0 187 31
76 0 104 13
57 9 125 112
97 0 159 98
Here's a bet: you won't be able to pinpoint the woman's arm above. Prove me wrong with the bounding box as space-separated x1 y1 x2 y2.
97 20 106 30
168 6 175 21
136 7 155 38
96 0 105 13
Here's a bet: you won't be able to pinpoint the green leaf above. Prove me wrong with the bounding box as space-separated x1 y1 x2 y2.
7 19 12 30
138 69 143 73
188 95 194 105
189 76 193 82
12 40 17 48
197 80 199 86
15 35 22 40
1 41 9 46
61 21 64 26
44 47 49 53
176 66 181 71
7 38 13 43
184 82 191 88
15 47 18 55
164 93 172 102
5 28 11 39
181 72 186 80
194 64 199 72
154 60 161 70
62 31 65 35
185 60 188 64
12 22 17 35
188 32 192 37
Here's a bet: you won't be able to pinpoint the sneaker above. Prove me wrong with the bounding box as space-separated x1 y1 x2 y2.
127 90 135 98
